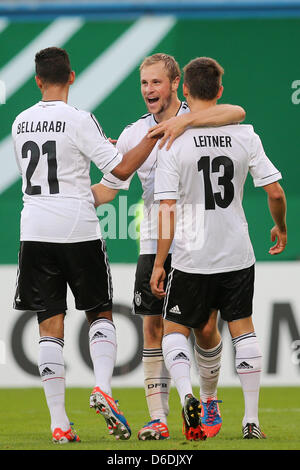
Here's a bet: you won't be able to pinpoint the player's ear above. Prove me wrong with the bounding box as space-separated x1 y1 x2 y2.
35 75 43 91
217 85 224 100
69 70 75 85
182 82 188 98
171 75 180 92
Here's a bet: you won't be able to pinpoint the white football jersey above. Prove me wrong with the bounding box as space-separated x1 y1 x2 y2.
154 124 282 274
100 101 190 254
12 100 122 242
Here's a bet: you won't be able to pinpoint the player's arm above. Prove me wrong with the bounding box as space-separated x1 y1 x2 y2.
112 134 159 180
263 182 287 255
148 104 246 150
78 113 159 182
249 131 287 255
150 199 176 299
91 127 138 206
91 183 119 207
150 145 179 299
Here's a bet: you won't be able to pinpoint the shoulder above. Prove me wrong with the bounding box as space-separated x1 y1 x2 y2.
234 124 261 145
72 108 104 132
213 123 256 142
120 112 152 136
69 106 91 122
180 101 190 114
236 123 254 132
139 111 152 121
229 123 254 134
61 103 94 121
13 103 38 122
12 103 38 133
126 112 152 129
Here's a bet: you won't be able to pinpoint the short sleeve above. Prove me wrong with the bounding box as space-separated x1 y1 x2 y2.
100 172 132 190
77 113 123 174
154 147 180 200
249 132 282 187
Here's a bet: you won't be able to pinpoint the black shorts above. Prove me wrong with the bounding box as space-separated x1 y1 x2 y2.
14 239 113 323
133 254 172 316
163 264 255 328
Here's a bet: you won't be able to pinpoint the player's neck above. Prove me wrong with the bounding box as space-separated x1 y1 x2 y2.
154 97 182 123
188 98 217 113
41 85 69 104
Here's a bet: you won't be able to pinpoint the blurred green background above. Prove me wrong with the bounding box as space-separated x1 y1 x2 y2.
0 14 299 264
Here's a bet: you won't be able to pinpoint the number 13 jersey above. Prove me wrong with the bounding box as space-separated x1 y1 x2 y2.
12 100 122 242
154 124 282 274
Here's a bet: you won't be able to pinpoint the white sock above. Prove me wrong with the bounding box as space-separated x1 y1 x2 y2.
143 348 171 425
162 333 193 407
232 332 262 427
38 337 69 433
89 318 117 396
194 340 222 402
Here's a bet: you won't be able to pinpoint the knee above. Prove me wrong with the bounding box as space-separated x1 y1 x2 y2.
39 313 65 339
200 321 218 341
86 310 112 325
194 314 220 348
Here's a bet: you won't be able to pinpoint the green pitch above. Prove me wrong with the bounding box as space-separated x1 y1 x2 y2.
0 386 299 451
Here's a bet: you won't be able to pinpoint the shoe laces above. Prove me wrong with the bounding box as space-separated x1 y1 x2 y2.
114 399 126 417
205 399 222 424
147 419 161 425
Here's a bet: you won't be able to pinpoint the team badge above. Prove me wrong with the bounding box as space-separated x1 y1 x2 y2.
134 291 142 306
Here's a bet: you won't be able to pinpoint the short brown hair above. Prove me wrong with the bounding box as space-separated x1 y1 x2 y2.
139 53 181 82
35 47 71 84
183 57 224 100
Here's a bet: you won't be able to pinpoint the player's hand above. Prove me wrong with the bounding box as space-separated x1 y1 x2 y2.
108 138 117 144
150 266 166 299
269 225 287 255
148 115 188 150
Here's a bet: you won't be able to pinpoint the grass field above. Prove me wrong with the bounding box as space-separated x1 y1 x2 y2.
1 386 299 452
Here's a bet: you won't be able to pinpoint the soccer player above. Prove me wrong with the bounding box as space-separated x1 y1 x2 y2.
91 53 246 440
150 57 287 441
12 47 160 444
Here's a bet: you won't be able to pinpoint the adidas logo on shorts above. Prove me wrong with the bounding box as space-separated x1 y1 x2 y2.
169 305 181 314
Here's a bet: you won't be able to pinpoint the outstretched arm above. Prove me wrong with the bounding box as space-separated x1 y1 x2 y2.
263 181 287 255
112 134 160 181
148 104 246 150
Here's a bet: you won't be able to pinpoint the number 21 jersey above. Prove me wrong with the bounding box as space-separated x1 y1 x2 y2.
12 100 122 242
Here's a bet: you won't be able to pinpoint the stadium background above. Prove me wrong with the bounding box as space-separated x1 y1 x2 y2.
0 0 299 389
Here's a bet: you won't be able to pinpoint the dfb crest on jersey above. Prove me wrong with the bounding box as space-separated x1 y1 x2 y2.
134 291 142 307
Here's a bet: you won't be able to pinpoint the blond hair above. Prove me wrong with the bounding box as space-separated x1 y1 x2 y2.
140 53 181 82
